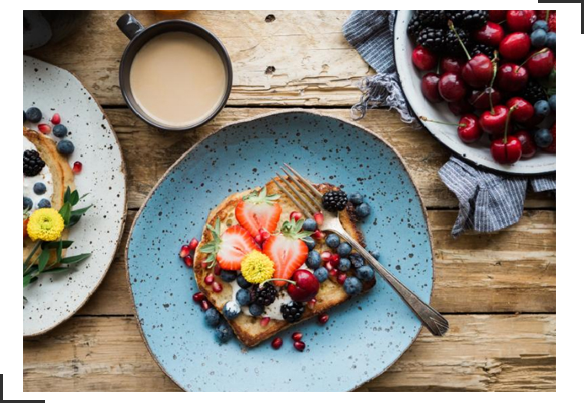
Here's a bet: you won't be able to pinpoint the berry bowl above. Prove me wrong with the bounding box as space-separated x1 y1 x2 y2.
394 10 556 175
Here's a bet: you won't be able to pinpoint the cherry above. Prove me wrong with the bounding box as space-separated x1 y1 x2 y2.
469 88 501 110
506 97 534 123
496 63 529 92
480 105 509 136
412 45 438 71
448 21 494 88
543 123 556 153
421 73 442 103
490 104 522 164
440 57 465 74
506 10 536 32
499 33 531 61
515 130 537 159
438 72 466 102
525 48 555 78
488 10 506 22
448 98 474 115
473 22 505 47
283 269 320 302
419 114 482 144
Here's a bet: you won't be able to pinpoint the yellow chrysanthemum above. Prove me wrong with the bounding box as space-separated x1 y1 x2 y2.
240 251 275 284
27 208 65 242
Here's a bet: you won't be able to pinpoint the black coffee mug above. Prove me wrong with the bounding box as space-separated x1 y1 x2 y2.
116 13 233 131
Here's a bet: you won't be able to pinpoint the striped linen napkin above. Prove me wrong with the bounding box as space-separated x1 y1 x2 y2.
343 10 555 236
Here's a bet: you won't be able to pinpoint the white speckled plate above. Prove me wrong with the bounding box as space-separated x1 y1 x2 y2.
23 55 127 337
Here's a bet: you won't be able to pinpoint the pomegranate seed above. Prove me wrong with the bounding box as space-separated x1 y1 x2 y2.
321 251 332 262
37 123 51 134
307 298 317 309
292 332 303 342
290 211 303 221
260 317 271 327
259 228 271 241
314 212 324 226
254 234 263 244
271 337 283 350
50 113 61 125
201 300 210 311
201 261 208 269
328 268 338 278
183 255 193 267
312 230 325 240
72 161 82 174
193 292 206 303
337 273 347 285
318 313 329 325
330 253 340 267
214 266 222 276
204 274 214 285
188 237 199 250
212 281 223 293
293 341 306 352
179 245 190 258
325 261 335 271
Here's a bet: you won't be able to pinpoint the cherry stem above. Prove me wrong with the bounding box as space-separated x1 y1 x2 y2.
420 116 465 128
503 105 518 145
518 48 550 68
488 52 499 114
261 278 296 288
546 10 550 22
448 20 471 60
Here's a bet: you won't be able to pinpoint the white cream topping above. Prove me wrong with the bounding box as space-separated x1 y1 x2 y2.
23 137 54 212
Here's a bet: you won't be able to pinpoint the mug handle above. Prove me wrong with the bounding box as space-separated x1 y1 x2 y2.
117 13 144 40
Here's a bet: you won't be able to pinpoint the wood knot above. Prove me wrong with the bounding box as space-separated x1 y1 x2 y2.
265 66 276 75
265 14 276 23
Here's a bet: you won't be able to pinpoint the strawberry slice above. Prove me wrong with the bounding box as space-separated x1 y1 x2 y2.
262 219 312 286
199 219 259 270
235 187 282 238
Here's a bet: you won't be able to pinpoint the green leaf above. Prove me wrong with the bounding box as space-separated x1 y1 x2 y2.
70 190 80 206
64 187 71 203
79 193 90 200
43 266 73 274
60 253 91 265
43 240 74 249
57 239 63 261
67 214 82 228
23 274 32 287
71 205 92 216
37 249 50 273
59 202 72 225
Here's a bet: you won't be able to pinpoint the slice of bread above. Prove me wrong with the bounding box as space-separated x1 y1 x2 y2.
193 178 375 347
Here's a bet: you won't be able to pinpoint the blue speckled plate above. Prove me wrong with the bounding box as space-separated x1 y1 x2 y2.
126 111 433 392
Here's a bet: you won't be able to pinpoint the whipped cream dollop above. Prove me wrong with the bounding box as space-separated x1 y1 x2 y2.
23 136 54 212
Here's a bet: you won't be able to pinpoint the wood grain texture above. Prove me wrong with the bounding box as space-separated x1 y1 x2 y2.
27 10 369 107
23 314 555 392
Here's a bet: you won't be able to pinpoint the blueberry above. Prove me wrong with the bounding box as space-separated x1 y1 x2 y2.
220 270 238 282
348 192 364 205
33 182 47 195
23 197 33 210
302 218 317 232
204 307 221 327
248 303 264 317
545 32 556 50
303 236 316 251
338 258 351 272
306 250 321 269
236 288 251 306
349 253 365 269
549 94 556 112
236 274 252 289
325 233 340 248
534 100 550 117
314 267 329 283
533 128 553 148
532 20 549 32
369 250 381 260
25 107 42 123
38 199 51 208
343 277 363 296
337 242 352 257
214 321 234 343
355 203 371 219
23 110 26 123
530 29 547 48
223 301 241 320
53 124 68 138
356 265 375 281
57 139 75 156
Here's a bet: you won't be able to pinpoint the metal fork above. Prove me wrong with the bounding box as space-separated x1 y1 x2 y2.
273 164 449 336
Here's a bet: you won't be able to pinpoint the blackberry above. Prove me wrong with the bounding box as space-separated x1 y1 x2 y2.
407 14 423 37
280 301 305 323
254 283 278 306
471 43 496 59
23 150 45 177
417 10 448 28
322 190 348 212
520 80 548 104
446 10 488 30
417 27 445 53
444 27 470 56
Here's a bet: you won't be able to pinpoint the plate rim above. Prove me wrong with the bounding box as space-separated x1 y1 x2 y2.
393 10 556 177
23 55 128 338
125 108 435 391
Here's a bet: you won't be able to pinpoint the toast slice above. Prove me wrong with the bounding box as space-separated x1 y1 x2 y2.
193 178 375 347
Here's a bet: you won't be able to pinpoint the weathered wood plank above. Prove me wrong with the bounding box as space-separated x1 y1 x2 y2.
78 209 555 316
23 314 555 392
27 11 368 107
106 107 555 210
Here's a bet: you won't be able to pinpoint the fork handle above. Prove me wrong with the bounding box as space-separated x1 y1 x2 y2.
331 230 449 336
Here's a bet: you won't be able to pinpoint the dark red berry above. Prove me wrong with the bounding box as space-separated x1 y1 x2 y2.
72 161 83 174
50 113 61 125
212 281 223 293
293 341 306 352
183 255 193 267
318 313 329 324
38 124 51 134
271 337 283 350
193 292 205 303
292 332 303 342
204 274 214 285
412 45 438 71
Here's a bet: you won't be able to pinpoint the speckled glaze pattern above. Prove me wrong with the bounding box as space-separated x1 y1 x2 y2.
126 111 433 392
23 56 127 337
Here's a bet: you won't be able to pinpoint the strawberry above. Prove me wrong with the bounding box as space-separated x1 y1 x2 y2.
262 219 312 286
23 218 29 239
235 187 282 238
199 219 260 270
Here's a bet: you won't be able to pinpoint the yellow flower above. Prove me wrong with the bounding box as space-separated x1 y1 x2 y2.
27 208 65 242
240 251 275 284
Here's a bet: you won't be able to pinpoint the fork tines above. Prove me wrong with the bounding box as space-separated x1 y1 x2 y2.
272 165 322 217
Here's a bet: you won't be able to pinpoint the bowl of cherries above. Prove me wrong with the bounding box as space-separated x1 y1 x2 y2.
394 10 556 175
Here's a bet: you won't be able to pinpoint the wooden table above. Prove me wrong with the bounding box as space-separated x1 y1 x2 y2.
23 11 556 392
